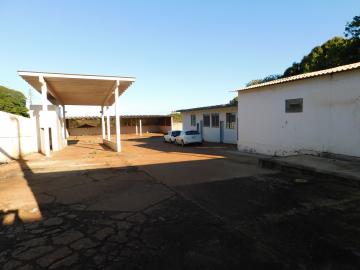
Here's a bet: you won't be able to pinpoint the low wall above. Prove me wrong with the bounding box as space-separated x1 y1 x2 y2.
0 111 38 162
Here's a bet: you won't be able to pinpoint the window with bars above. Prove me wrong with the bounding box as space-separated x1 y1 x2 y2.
226 113 236 129
203 114 210 127
211 113 219 128
190 114 196 126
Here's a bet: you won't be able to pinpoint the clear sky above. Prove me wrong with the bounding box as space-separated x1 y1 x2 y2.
0 0 359 116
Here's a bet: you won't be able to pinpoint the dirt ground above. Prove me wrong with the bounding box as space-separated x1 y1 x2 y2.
1 134 360 269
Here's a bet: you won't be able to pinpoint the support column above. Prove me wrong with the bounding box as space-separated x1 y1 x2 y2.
114 80 121 152
40 76 50 157
62 105 67 140
106 106 111 141
101 106 105 140
139 119 142 136
135 122 138 135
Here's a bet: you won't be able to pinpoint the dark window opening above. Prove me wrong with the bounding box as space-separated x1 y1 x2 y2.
211 113 219 128
226 113 236 129
190 115 196 126
203 114 210 127
286 98 303 113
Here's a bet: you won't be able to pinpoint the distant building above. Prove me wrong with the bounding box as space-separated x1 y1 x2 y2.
236 62 360 157
178 104 238 144
66 115 172 136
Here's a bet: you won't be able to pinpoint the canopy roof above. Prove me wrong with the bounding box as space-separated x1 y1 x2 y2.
18 71 135 106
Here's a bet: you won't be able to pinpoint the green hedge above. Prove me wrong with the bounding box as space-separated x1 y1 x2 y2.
0 85 29 117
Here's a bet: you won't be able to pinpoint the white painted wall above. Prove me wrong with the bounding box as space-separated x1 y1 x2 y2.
182 106 238 144
31 105 67 153
238 69 360 157
172 122 183 131
0 111 38 162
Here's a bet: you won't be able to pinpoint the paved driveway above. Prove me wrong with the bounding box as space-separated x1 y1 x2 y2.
1 134 360 269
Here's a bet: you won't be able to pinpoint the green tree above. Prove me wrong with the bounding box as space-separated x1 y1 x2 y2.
171 112 182 122
283 36 360 77
0 85 29 117
246 79 263 87
229 97 238 105
246 15 360 87
345 15 360 39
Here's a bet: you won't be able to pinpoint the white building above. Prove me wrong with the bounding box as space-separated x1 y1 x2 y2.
179 104 238 144
236 62 360 157
0 105 66 162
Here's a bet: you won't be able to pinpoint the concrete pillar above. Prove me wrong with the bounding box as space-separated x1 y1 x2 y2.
101 106 105 140
135 123 138 135
170 116 174 130
139 119 142 136
39 76 50 157
114 80 121 152
62 105 67 140
106 106 111 141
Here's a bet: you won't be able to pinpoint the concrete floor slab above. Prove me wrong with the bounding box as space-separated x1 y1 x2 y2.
0 134 360 269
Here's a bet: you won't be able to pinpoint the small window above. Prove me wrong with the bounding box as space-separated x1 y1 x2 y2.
190 114 196 126
203 114 210 127
286 98 303 113
211 113 219 128
226 113 236 129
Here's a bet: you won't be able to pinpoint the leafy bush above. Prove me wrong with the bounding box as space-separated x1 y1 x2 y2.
0 85 29 117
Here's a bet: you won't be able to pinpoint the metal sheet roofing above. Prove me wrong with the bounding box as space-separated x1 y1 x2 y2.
237 61 360 92
177 103 237 113
18 71 135 106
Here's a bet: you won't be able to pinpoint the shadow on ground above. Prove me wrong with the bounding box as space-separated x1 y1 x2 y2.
1 135 360 269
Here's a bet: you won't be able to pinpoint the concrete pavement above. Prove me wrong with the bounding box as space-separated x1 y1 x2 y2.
0 134 360 269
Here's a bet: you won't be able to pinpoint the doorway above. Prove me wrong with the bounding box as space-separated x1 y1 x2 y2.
220 121 224 143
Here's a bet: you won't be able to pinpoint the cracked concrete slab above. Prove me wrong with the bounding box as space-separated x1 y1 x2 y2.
1 134 360 269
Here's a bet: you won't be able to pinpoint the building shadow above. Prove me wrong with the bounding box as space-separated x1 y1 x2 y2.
1 134 360 269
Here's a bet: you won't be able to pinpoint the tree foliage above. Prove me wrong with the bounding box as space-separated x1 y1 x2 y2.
345 15 360 39
246 15 360 86
283 36 360 77
171 112 182 122
246 79 263 87
0 85 29 117
229 96 238 105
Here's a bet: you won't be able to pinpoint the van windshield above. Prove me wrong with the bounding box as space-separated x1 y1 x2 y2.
172 131 181 136
185 131 200 135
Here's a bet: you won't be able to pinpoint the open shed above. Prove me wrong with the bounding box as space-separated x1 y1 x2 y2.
18 71 135 156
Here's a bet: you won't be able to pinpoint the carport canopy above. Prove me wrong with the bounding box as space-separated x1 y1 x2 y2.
18 71 136 156
18 71 135 106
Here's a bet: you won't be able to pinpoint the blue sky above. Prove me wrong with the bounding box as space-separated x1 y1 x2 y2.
0 0 359 116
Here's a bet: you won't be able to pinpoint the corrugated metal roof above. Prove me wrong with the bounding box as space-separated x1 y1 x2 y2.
66 115 171 120
177 103 237 113
237 61 360 92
